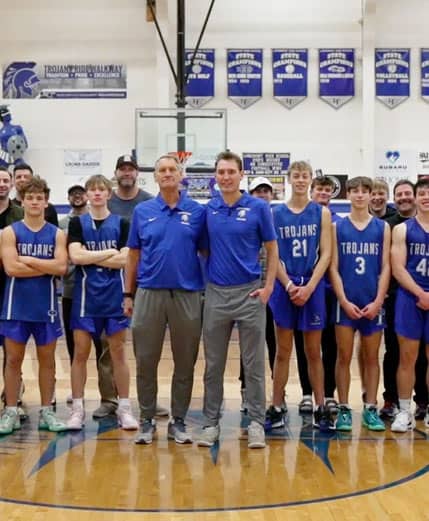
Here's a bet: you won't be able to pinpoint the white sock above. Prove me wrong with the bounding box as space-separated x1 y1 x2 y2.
73 398 84 410
118 398 130 409
6 406 18 414
398 399 411 411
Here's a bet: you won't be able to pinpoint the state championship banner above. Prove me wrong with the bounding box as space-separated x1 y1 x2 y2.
185 49 215 108
272 49 308 109
421 49 429 103
3 61 126 99
319 49 355 109
227 49 263 109
375 49 410 109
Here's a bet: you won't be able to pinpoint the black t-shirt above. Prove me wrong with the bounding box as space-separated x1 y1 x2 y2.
68 215 129 249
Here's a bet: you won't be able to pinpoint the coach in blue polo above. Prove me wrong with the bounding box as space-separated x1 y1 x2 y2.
197 150 278 449
124 154 206 445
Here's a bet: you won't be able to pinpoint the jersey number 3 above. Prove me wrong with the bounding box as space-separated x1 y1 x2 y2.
355 256 366 274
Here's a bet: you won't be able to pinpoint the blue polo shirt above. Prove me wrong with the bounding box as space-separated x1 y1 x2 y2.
127 192 206 290
206 192 276 286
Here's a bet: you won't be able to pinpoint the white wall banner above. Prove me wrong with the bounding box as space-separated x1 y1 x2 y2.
375 148 416 193
64 149 102 177
417 151 429 176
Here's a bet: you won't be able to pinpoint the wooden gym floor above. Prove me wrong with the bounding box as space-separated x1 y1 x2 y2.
0 331 427 521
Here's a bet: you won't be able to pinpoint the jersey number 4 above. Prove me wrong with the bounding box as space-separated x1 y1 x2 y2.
416 258 429 277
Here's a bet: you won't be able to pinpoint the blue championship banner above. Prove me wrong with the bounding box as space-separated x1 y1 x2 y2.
185 49 215 108
421 49 429 103
243 153 290 201
3 62 126 99
227 49 263 109
319 49 355 109
375 49 410 109
272 49 308 109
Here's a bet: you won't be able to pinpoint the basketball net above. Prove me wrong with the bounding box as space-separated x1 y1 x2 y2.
170 151 193 166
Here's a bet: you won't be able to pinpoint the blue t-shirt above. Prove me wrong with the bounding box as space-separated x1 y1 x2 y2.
206 192 276 286
1 221 59 323
403 217 429 292
336 216 385 307
127 192 206 290
273 201 322 281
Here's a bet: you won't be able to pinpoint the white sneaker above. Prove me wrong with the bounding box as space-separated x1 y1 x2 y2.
391 409 415 432
197 425 220 447
67 407 85 430
248 421 266 449
117 406 139 430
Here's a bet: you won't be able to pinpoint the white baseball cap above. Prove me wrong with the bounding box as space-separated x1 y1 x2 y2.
248 176 273 192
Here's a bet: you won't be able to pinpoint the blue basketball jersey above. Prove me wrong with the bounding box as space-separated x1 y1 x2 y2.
73 213 125 318
273 201 322 280
1 221 59 323
403 217 429 291
336 216 385 308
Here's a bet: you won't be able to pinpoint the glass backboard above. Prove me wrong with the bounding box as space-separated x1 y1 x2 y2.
135 107 227 172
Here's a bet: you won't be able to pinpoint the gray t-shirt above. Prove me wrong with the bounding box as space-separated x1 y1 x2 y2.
108 189 153 221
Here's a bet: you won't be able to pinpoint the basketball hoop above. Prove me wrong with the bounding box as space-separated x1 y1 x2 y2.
170 151 193 166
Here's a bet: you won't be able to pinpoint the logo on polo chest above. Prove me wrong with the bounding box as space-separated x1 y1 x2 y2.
179 211 191 225
236 207 251 221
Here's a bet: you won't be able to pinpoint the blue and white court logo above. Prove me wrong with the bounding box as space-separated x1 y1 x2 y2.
3 62 40 98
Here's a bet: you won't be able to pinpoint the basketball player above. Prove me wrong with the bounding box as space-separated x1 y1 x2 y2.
0 178 68 434
391 178 429 431
331 177 390 431
197 151 278 449
124 154 206 445
294 175 340 414
266 161 333 431
67 175 138 431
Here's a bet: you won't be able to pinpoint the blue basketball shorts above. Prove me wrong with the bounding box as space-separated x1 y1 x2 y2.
269 279 325 331
71 316 129 338
0 320 62 346
395 287 429 343
334 300 385 336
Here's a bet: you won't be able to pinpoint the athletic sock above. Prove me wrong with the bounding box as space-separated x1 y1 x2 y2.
398 399 411 411
118 398 131 409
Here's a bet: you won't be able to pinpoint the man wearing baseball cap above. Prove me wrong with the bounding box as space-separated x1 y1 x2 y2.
248 176 273 195
108 155 152 221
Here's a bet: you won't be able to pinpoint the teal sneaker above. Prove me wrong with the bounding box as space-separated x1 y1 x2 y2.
39 408 68 432
0 408 21 435
336 406 352 431
362 406 385 431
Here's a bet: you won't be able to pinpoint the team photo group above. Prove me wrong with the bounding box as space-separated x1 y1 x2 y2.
0 151 427 450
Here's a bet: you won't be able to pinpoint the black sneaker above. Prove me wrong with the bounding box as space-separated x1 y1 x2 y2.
313 405 335 432
264 405 285 430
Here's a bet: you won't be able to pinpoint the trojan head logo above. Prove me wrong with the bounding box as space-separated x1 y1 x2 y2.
3 62 40 99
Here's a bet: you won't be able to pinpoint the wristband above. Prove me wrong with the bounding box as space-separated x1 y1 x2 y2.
123 292 134 299
285 280 293 292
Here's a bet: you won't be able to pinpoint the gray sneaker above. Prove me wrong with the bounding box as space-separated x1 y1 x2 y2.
155 404 169 417
168 418 192 444
0 408 21 435
92 402 117 419
135 418 156 445
196 424 220 447
248 421 266 449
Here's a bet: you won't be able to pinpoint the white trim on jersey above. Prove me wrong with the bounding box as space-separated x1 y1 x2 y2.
80 267 88 317
6 277 15 320
49 276 55 323
336 300 341 324
120 268 125 291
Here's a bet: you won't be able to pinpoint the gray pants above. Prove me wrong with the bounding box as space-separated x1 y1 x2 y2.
203 281 266 426
132 288 202 419
97 336 118 406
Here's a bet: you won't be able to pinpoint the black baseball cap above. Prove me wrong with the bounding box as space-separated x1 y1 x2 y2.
115 154 138 170
67 184 85 195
